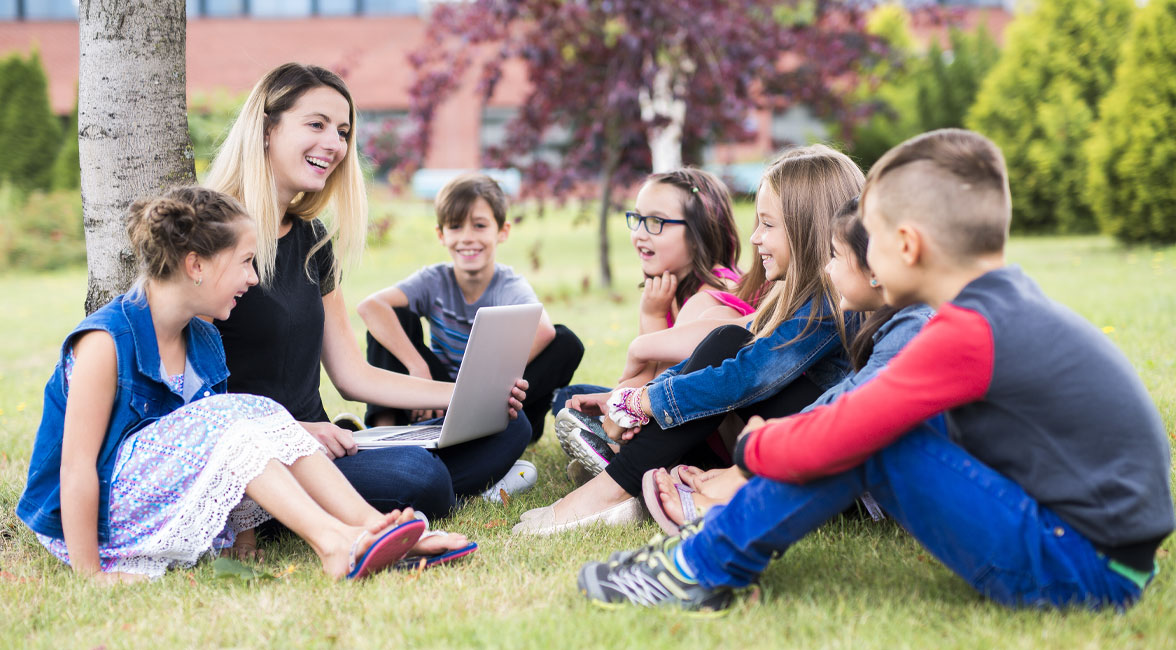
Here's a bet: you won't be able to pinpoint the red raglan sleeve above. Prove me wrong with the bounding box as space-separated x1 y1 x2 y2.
741 303 995 483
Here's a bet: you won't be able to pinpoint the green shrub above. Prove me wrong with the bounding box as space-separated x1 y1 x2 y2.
967 0 1131 233
0 186 86 272
188 89 246 178
1085 0 1176 245
53 101 80 190
0 51 63 192
849 8 999 172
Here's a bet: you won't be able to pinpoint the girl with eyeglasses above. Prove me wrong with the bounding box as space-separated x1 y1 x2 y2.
543 169 763 493
517 146 859 535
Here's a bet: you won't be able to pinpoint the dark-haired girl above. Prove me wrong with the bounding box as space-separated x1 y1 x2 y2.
17 187 445 581
644 198 934 532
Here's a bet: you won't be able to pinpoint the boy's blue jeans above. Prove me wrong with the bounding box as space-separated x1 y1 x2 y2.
681 419 1147 610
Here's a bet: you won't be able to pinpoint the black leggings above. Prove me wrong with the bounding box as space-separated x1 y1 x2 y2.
605 325 825 496
365 306 584 442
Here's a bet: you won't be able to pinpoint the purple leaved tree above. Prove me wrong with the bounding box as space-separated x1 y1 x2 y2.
403 0 886 287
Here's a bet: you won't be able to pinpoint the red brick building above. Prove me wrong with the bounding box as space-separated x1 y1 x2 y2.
0 2 1010 184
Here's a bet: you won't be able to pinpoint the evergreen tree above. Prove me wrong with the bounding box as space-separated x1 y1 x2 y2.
0 51 63 191
967 0 1132 233
1085 0 1176 245
54 99 80 190
849 10 999 172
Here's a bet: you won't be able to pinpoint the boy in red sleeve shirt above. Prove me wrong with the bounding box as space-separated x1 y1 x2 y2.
578 129 1174 613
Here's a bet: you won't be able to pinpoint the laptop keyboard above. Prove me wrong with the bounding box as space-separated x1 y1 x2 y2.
375 425 444 442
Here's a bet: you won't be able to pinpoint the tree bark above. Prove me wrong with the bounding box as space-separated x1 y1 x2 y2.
78 0 195 314
639 60 692 174
596 160 616 289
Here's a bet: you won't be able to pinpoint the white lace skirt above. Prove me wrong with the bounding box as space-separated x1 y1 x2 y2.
36 393 322 578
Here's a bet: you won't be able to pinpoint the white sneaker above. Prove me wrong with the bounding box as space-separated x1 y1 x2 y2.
482 459 539 503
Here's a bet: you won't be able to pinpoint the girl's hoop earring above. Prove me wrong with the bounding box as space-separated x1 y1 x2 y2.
194 276 203 287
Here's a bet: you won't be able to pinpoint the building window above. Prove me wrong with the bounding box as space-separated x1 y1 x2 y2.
23 0 77 19
251 0 312 17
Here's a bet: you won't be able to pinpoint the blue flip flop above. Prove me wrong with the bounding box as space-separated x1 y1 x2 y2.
395 541 478 571
346 519 427 580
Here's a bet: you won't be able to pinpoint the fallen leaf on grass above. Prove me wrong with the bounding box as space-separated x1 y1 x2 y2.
213 557 281 582
1157 548 1170 559
405 558 427 581
483 519 507 529
0 570 33 583
499 489 511 507
185 571 197 587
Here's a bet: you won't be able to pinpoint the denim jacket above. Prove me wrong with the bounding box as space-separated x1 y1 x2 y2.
805 303 934 410
646 298 850 429
17 291 228 543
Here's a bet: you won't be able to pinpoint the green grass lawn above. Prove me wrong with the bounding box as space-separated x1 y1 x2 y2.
1 201 1174 648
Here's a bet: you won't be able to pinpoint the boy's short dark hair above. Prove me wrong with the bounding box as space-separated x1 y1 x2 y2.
435 174 508 229
863 129 1011 257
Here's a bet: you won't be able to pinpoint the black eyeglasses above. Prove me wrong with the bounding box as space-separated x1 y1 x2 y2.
625 212 687 235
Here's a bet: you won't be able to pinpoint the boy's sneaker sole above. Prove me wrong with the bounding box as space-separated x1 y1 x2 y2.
554 408 614 476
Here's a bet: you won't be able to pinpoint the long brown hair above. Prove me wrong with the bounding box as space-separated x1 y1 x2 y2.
641 168 745 307
749 145 864 350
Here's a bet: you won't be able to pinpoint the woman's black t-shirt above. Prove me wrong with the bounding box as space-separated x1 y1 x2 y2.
215 217 336 422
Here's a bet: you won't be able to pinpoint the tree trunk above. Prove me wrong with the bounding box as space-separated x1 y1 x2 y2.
78 0 195 314
596 159 616 289
639 61 691 173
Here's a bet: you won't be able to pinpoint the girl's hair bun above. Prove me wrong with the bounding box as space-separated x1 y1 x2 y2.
126 187 250 282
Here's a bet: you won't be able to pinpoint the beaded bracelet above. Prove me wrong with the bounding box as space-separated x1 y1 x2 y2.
606 386 650 428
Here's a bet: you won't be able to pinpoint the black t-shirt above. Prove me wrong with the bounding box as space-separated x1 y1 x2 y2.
215 218 336 422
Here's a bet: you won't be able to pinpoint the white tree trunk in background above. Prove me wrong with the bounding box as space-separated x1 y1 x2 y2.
79 0 194 314
639 60 693 174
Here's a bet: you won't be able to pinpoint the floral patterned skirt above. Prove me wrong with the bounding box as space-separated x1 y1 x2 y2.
36 393 322 578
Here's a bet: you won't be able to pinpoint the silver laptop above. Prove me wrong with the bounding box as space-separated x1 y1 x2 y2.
353 303 542 449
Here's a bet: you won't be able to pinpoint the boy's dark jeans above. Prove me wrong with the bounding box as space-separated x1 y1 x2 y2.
365 306 584 442
681 417 1149 610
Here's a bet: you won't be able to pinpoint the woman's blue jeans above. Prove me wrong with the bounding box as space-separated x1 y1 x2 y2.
681 418 1147 610
333 414 531 519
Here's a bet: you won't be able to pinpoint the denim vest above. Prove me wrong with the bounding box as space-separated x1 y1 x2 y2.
647 298 851 428
17 291 229 543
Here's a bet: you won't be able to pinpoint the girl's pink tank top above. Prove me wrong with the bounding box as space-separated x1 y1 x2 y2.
665 266 755 327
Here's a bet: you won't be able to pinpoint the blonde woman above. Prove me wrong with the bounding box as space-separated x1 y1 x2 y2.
205 64 531 556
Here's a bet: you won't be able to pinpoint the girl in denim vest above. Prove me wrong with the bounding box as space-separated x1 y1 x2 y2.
18 187 446 582
517 145 862 535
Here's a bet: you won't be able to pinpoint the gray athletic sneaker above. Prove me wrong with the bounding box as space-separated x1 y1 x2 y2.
579 528 733 614
554 408 615 476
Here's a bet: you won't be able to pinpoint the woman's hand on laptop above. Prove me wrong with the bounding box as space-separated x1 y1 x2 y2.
507 378 528 419
300 421 359 459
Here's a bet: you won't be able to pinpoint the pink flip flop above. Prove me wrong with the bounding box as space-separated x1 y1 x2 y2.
346 519 427 580
641 468 700 536
395 540 479 571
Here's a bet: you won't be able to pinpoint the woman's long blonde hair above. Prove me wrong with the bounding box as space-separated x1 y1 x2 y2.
749 145 864 347
204 63 366 287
